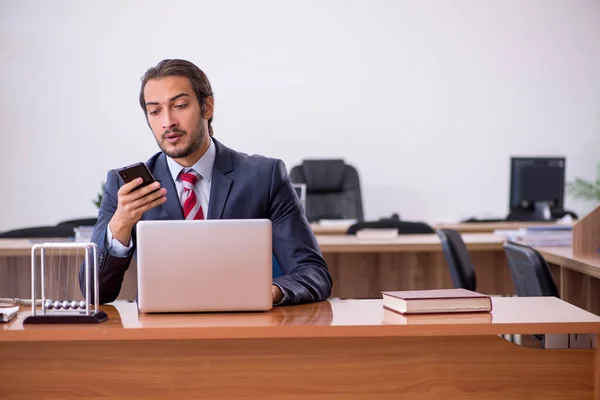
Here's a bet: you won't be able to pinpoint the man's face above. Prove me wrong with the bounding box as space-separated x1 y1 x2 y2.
144 76 206 160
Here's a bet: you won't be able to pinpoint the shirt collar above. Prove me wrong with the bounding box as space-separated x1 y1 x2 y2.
165 137 216 183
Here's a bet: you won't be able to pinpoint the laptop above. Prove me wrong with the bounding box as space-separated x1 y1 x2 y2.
136 219 273 313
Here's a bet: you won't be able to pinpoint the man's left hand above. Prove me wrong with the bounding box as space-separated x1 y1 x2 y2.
272 285 283 304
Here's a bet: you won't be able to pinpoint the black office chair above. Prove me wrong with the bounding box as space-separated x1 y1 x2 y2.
503 241 559 346
290 159 363 223
0 225 76 239
436 229 477 291
347 219 435 235
503 241 559 298
56 218 98 228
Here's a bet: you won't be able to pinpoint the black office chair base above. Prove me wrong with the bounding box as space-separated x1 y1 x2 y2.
23 311 108 324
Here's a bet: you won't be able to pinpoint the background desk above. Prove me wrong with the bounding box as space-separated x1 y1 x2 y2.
311 221 571 235
536 247 600 316
0 239 138 302
0 235 509 303
2 236 599 316
436 221 573 233
319 233 513 299
1 297 599 400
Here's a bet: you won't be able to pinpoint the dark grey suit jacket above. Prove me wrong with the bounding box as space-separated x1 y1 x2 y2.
79 139 332 305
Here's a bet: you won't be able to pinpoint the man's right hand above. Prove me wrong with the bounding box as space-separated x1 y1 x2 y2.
109 178 167 246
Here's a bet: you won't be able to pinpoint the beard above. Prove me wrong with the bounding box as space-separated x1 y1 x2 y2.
157 119 207 159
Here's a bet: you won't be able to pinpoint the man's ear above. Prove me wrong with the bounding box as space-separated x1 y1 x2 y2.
204 96 214 120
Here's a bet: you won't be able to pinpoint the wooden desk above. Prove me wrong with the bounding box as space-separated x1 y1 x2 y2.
0 239 138 302
1 297 599 400
436 221 573 233
537 247 600 316
319 234 513 299
310 222 352 235
0 235 511 303
4 237 600 316
311 221 572 235
318 233 504 252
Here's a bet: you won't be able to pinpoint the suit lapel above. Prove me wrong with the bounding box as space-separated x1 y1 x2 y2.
207 139 234 219
153 153 184 220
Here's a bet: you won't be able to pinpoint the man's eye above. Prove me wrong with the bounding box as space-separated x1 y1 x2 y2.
148 109 160 116
175 104 187 109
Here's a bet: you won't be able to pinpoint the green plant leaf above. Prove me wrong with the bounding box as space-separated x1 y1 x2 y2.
566 162 600 203
568 179 600 201
93 182 104 209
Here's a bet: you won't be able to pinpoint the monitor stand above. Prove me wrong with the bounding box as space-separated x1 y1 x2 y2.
507 202 557 222
532 202 553 221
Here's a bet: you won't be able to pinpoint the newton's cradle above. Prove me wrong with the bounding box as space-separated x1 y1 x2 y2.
24 242 108 324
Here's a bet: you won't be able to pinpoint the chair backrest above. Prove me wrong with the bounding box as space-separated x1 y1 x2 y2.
56 218 98 227
290 159 363 222
503 241 559 297
346 220 435 235
436 229 477 291
0 225 76 239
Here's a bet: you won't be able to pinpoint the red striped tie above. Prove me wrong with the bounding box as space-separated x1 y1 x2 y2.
180 170 205 220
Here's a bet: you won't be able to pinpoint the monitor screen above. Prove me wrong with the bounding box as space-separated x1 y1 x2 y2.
509 157 565 209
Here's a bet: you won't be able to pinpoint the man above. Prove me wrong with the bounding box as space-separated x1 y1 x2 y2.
79 59 332 305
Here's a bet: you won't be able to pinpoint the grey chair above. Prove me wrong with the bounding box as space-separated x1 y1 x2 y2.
290 159 363 223
503 241 559 298
436 228 477 291
57 218 98 228
347 220 435 235
503 241 560 346
0 225 75 239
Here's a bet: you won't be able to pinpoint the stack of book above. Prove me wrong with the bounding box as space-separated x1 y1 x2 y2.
382 288 492 315
494 225 572 247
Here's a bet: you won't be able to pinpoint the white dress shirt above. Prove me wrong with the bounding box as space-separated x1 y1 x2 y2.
107 138 216 256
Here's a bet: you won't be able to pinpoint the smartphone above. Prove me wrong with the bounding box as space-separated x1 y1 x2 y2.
117 162 156 190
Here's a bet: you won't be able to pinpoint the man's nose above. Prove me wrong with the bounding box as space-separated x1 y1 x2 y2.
162 111 178 130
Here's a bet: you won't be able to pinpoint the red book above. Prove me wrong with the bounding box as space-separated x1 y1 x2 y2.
381 288 492 314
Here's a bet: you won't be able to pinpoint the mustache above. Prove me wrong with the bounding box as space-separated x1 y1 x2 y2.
162 128 187 140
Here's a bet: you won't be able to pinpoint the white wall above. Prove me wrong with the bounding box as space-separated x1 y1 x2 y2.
1 0 599 232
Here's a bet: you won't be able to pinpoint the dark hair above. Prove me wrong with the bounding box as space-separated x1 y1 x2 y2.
139 59 214 136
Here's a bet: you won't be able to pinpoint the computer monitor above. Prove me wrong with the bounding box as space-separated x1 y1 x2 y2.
292 183 306 210
509 157 565 220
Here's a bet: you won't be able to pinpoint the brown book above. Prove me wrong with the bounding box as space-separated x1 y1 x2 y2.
381 288 492 314
382 308 493 325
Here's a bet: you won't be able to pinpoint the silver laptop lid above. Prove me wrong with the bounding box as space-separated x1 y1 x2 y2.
136 219 273 313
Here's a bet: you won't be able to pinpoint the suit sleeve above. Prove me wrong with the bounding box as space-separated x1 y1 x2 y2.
79 170 135 304
269 160 333 305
